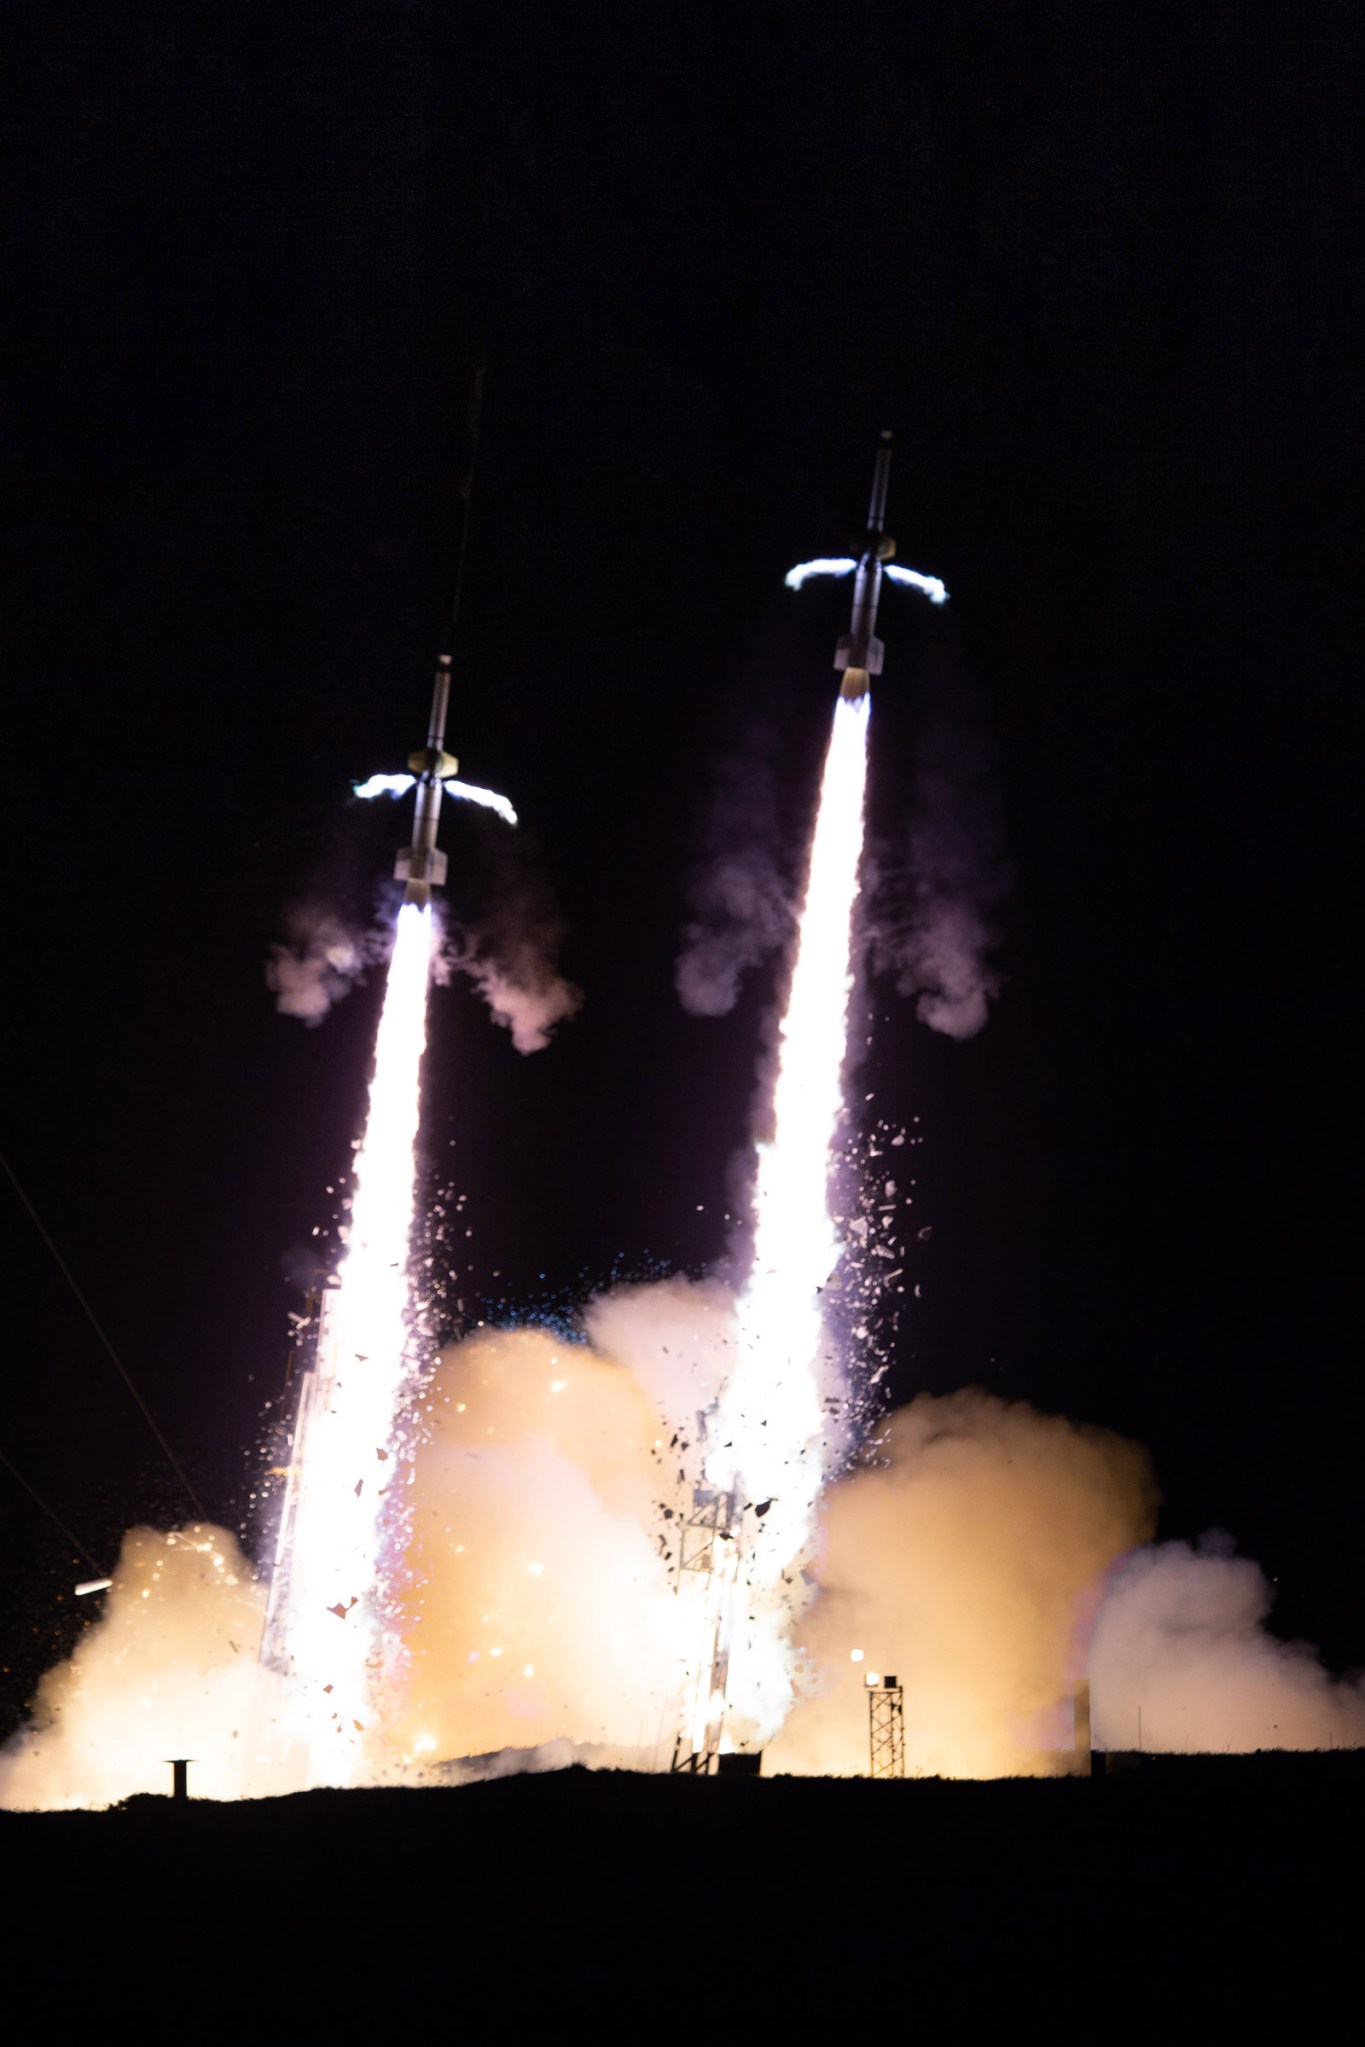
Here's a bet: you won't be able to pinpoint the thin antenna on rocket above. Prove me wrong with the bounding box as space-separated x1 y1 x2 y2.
441 361 486 659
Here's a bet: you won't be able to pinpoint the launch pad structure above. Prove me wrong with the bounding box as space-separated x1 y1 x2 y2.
868 1674 906 1779
670 1484 740 1775
258 1281 336 1674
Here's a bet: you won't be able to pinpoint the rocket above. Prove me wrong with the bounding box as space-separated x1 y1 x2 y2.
394 654 460 906
835 430 897 700
783 435 944 685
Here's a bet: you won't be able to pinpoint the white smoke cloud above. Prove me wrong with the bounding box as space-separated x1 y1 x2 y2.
428 824 582 1054
901 896 1001 1040
582 1274 736 1422
869 689 1010 1039
0 1282 737 1807
269 860 581 1053
675 726 792 1016
6 1299 1355 1805
439 914 582 1054
677 693 1006 1036
1089 1538 1365 1753
676 852 793 1017
266 905 386 1025
389 1286 739 1765
766 1390 1158 1778
0 1526 302 1809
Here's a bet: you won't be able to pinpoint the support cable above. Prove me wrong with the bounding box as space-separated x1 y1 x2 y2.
442 358 486 655
0 1149 207 1521
0 1441 104 1574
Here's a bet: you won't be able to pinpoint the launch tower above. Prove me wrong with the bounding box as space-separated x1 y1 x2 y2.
670 1483 739 1774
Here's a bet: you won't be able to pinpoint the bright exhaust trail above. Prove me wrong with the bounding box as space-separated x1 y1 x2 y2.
263 900 434 1778
707 691 872 1745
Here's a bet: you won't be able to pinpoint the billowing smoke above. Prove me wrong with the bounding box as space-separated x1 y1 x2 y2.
439 865 582 1054
393 1279 735 1765
266 904 386 1024
442 939 581 1054
5 1326 1359 1804
869 680 1010 1040
1089 1538 1365 1752
677 696 1008 1039
0 1283 733 1806
269 883 580 1054
888 893 1002 1041
675 724 791 1016
766 1390 1159 1777
0 1526 300 1809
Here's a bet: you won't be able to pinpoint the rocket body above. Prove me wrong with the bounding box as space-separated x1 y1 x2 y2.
395 654 459 906
834 433 895 699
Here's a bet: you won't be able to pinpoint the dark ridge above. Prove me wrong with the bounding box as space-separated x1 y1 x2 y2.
7 1757 1358 2015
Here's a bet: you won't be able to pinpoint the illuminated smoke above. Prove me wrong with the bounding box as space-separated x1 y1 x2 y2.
766 1390 1158 1777
349 773 576 1052
0 1527 297 1809
267 904 385 1025
869 676 1009 1040
437 865 582 1055
394 1318 696 1766
875 891 1002 1041
706 693 871 1746
265 901 434 1778
354 773 519 828
441 944 582 1055
390 1279 738 1769
7 1292 1361 1801
1089 1538 1365 1753
675 721 791 1018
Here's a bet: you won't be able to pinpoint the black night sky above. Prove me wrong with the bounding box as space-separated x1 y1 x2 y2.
4 4 1361 1732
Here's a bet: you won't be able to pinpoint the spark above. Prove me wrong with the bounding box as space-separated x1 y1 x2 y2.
353 773 518 827
707 692 872 1743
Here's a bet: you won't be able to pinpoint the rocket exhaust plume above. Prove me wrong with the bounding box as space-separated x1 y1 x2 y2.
261 901 435 1775
684 437 947 1755
261 370 492 1771
705 691 872 1747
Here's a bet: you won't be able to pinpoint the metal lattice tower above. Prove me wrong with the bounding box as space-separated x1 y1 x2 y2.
670 1484 739 1774
868 1674 906 1780
259 1282 331 1674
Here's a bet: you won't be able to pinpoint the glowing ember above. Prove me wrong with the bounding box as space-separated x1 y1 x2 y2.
263 901 434 1777
707 692 872 1744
